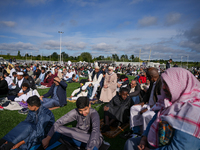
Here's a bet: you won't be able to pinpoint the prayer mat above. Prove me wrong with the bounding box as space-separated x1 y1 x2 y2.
67 97 76 103
100 119 129 138
89 96 98 105
49 106 60 110
29 141 61 150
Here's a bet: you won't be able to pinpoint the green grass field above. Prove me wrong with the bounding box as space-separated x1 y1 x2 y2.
0 75 136 150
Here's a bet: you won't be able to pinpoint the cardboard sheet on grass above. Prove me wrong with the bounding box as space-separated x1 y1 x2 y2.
100 119 129 138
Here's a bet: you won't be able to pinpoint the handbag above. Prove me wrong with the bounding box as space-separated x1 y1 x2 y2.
159 120 174 146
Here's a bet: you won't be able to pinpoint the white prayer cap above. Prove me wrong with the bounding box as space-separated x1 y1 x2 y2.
82 85 87 91
108 66 114 70
95 65 100 69
17 72 24 76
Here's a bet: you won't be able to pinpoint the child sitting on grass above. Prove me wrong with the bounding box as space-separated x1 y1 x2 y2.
14 83 30 102
101 87 133 133
0 95 55 150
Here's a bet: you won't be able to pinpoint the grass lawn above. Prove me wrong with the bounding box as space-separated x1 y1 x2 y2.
0 75 135 150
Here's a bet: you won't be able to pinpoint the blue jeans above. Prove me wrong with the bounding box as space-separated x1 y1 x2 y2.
41 98 60 108
131 96 140 105
49 132 98 150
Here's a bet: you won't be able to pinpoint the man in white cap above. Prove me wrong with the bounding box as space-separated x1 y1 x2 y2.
99 66 117 103
7 72 30 101
82 65 103 100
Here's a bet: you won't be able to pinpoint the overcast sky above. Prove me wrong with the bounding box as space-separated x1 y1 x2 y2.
0 0 200 61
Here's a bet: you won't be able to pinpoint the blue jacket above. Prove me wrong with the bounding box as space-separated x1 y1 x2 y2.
143 111 200 150
43 80 68 106
3 106 55 150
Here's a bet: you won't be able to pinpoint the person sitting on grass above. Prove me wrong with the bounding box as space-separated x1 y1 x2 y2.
39 76 67 109
14 83 30 102
124 68 200 150
71 72 81 82
39 96 103 150
0 72 8 96
0 95 55 150
70 82 88 100
40 71 54 87
101 87 134 133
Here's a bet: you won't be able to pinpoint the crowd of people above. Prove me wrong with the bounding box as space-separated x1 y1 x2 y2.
0 60 200 150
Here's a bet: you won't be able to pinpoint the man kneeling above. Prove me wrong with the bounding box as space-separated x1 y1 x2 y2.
0 96 55 150
41 96 103 150
101 88 133 133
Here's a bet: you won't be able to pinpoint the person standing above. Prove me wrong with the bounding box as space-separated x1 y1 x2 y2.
166 59 172 69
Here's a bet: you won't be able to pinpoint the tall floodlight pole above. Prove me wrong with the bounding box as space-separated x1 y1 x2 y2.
58 31 64 64
181 56 183 68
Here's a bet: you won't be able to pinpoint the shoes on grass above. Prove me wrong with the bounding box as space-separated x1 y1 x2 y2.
18 108 29 115
0 105 3 110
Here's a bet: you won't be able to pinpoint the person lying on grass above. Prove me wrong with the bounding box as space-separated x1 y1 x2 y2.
39 96 103 150
0 95 55 150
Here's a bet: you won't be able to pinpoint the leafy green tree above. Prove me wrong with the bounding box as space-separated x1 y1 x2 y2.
112 54 119 61
80 52 92 62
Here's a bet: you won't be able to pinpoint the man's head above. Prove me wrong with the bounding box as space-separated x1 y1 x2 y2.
68 69 71 73
94 66 100 73
22 82 29 91
8 65 12 70
23 73 29 79
26 67 30 71
53 76 60 86
120 75 127 82
12 72 17 77
17 72 24 80
161 67 200 103
108 66 114 75
76 97 90 117
41 67 45 73
169 59 172 63
119 88 129 100
146 68 159 82
4 73 9 77
54 68 58 73
130 80 137 88
27 95 41 111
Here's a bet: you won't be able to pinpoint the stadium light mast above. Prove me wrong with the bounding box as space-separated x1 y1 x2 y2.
58 31 64 64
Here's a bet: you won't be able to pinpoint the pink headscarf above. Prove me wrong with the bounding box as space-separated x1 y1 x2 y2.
148 68 200 148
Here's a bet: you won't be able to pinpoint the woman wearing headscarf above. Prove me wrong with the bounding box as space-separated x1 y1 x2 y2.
124 68 200 150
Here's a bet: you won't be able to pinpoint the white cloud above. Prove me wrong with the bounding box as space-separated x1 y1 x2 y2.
0 35 16 39
43 40 87 50
138 16 158 27
179 41 200 52
0 42 38 52
165 12 181 26
0 21 16 27
14 29 53 38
